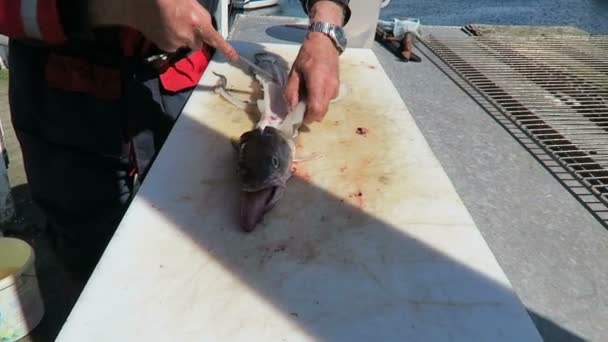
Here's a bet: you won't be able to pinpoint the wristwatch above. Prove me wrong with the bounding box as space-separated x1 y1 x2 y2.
308 22 348 55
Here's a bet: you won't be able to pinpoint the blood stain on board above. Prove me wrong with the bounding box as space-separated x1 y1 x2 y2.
348 190 365 208
259 244 287 266
299 171 312 182
355 192 364 208
293 167 312 182
178 195 192 202
340 166 348 173
356 127 369 137
360 61 377 69
378 175 390 185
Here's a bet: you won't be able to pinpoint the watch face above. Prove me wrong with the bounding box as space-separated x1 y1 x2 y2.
334 27 347 48
309 22 348 52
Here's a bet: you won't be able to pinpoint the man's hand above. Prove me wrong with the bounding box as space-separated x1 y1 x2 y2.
89 0 238 61
285 1 344 124
285 32 339 124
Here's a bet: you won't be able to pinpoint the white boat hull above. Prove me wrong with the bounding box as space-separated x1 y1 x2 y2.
233 0 279 10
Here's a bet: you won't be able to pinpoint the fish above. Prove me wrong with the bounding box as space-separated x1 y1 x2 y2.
214 52 307 232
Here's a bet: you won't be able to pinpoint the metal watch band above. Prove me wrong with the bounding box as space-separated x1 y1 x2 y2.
308 22 346 55
305 0 351 26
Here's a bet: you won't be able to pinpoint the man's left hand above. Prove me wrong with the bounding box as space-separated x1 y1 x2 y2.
285 32 340 124
284 0 345 124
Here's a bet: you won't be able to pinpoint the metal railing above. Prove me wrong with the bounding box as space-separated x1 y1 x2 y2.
420 33 608 225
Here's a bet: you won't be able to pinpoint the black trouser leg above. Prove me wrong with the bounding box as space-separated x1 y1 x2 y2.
8 40 194 278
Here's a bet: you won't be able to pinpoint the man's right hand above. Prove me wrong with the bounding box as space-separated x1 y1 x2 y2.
88 0 238 61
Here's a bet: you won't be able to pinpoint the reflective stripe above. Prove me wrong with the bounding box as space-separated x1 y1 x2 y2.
21 0 42 39
0 1 26 38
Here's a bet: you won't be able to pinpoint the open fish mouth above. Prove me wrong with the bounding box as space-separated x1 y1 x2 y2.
240 186 283 232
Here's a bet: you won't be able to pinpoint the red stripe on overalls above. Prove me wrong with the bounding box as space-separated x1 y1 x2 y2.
0 0 26 38
37 0 65 43
45 54 122 101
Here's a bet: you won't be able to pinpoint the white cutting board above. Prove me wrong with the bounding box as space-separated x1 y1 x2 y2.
57 42 541 341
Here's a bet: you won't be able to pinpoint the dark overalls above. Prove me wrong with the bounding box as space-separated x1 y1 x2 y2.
9 0 217 277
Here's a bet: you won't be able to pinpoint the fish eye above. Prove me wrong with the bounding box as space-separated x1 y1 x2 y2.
271 156 280 169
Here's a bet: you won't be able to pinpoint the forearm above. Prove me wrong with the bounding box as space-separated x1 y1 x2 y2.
309 1 344 26
301 0 351 26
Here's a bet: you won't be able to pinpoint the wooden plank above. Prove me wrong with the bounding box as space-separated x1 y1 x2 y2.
57 42 541 342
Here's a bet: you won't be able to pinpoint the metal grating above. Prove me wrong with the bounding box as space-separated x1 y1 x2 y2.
419 33 608 225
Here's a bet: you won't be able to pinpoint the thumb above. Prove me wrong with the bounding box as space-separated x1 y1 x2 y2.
284 71 302 111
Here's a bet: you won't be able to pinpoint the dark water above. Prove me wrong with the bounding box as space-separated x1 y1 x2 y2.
250 0 608 34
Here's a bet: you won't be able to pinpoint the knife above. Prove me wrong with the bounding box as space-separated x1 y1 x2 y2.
144 45 279 84
145 25 279 79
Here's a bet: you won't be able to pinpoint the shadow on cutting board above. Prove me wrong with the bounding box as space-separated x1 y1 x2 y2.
131 114 581 341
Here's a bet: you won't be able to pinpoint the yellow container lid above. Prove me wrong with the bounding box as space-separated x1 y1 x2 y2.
0 238 34 286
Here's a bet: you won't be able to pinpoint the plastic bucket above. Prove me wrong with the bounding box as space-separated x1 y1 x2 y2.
0 238 44 342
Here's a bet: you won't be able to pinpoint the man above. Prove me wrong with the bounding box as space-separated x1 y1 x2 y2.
0 0 351 279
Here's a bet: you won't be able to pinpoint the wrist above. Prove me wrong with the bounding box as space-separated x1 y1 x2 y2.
306 21 347 55
305 32 339 57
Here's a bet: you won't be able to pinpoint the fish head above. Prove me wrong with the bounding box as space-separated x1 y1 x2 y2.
237 126 294 192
